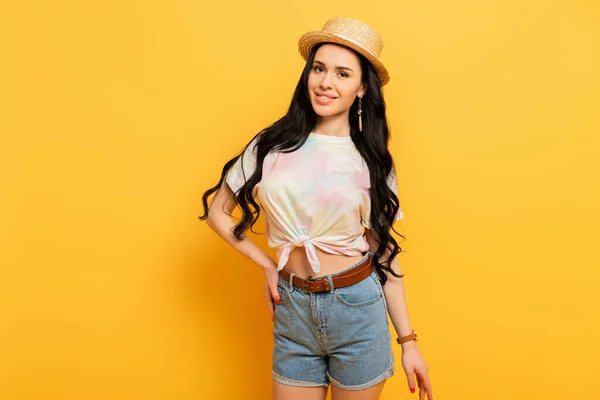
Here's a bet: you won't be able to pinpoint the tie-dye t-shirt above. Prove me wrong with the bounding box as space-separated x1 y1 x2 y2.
225 132 404 273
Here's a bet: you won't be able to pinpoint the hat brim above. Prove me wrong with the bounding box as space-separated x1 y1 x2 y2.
298 31 390 86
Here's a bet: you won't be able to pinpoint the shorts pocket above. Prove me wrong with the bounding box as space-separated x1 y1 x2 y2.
276 279 289 305
334 274 382 308
372 272 389 314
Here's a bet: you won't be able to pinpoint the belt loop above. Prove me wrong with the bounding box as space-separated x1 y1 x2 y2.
327 275 334 293
288 272 296 292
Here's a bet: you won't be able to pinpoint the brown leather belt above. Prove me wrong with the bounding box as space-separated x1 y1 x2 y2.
279 255 373 293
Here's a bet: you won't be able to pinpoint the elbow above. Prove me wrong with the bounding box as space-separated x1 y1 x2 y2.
204 209 234 236
205 212 218 230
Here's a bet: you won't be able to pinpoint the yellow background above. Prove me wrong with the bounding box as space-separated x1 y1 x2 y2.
2 1 599 399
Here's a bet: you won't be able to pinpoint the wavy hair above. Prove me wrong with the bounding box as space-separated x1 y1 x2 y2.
198 42 405 284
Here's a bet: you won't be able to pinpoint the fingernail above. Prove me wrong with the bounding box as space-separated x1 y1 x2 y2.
275 299 281 305
410 387 415 393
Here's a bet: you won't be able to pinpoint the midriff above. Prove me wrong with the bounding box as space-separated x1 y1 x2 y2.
283 246 366 279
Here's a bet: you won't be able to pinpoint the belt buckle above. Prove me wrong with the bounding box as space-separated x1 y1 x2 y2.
301 276 316 293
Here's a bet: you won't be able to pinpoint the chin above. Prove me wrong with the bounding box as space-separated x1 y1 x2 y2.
313 109 332 117
311 102 339 117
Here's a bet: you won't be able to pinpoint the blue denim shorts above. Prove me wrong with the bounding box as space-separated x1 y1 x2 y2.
272 253 395 390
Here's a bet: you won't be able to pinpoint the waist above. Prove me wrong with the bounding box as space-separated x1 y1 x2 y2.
284 247 367 279
280 253 373 293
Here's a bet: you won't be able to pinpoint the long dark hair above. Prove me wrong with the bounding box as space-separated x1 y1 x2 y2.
198 42 405 285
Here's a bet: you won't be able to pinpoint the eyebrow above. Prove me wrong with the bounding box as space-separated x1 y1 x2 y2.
313 60 354 73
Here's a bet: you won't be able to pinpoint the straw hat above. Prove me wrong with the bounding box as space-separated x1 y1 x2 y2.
298 17 390 86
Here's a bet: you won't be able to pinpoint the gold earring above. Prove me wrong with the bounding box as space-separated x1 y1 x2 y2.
358 96 363 132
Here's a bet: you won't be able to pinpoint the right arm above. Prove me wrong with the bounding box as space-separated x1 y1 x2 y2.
205 182 274 270
204 182 282 319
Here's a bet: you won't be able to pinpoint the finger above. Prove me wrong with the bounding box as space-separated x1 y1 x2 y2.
267 298 274 321
264 279 280 306
419 376 424 400
268 281 281 305
422 375 433 400
264 285 275 321
404 369 416 393
417 370 432 400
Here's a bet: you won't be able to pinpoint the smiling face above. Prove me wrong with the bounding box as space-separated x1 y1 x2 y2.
307 43 367 119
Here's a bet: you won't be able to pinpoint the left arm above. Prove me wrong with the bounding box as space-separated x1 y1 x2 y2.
364 229 417 351
365 228 433 399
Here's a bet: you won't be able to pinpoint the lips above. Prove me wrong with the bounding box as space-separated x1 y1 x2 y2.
315 92 337 99
314 91 337 105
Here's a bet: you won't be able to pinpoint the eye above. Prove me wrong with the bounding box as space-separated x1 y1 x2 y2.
313 66 324 72
339 72 349 78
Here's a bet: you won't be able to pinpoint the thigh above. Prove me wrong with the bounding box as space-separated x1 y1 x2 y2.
331 379 386 400
273 276 329 386
325 270 395 389
273 380 328 400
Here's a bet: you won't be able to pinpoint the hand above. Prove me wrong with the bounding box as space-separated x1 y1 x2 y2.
262 263 281 321
401 341 433 400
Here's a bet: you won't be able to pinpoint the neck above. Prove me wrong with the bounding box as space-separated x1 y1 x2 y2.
313 112 351 137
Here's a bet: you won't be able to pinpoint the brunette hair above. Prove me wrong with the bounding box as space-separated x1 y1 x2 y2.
199 42 405 284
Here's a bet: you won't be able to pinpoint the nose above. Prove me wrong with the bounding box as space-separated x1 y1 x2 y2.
320 72 333 89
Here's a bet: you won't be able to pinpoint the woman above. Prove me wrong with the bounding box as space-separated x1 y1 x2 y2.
199 17 433 400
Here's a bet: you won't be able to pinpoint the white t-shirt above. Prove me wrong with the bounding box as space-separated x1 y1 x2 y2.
226 132 404 273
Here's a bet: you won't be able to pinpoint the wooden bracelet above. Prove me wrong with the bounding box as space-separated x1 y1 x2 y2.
396 329 417 344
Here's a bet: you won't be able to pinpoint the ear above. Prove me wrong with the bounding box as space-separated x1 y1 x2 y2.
358 82 368 98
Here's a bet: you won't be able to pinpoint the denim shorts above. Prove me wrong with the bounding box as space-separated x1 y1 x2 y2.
272 253 395 390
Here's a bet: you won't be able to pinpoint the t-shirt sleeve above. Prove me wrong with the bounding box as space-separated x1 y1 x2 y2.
225 136 259 194
361 165 404 229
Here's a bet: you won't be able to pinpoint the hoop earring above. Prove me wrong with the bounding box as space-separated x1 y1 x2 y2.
357 96 363 132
